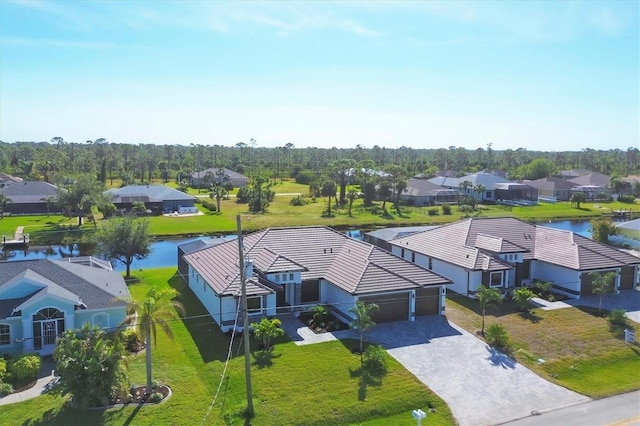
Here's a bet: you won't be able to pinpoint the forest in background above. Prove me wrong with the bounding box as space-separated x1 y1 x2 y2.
1 139 638 186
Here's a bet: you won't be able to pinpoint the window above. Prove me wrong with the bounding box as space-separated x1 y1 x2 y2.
247 297 261 313
289 273 294 281
0 324 9 345
428 257 433 270
490 272 502 287
275 274 280 282
92 313 109 329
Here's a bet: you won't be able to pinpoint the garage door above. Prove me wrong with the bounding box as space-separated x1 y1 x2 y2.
360 292 409 323
415 287 440 316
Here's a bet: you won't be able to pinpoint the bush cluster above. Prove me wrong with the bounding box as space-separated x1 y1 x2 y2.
200 199 218 212
617 195 636 203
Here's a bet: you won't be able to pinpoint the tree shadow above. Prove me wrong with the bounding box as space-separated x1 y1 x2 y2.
251 350 281 369
349 366 384 401
485 346 516 369
518 309 542 323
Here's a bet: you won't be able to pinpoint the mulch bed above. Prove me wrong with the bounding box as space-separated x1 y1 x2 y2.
111 384 171 405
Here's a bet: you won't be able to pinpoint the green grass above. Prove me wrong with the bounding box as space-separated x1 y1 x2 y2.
0 268 454 425
445 295 640 397
5 196 637 244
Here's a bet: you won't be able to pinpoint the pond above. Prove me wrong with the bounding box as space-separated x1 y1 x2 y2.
2 218 638 270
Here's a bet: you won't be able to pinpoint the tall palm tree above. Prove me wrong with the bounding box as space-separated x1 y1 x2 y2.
119 286 185 394
476 285 502 335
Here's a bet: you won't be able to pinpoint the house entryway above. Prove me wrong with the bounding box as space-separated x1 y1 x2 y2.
32 308 65 355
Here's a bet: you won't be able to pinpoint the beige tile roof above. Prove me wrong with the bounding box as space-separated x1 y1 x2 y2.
184 226 451 297
392 217 640 272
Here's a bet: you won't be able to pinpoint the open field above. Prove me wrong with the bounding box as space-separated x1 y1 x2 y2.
445 295 640 398
0 268 454 425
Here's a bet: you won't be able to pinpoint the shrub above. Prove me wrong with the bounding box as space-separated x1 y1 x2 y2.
236 187 251 203
485 323 510 349
200 199 218 212
617 195 636 203
607 309 628 327
0 382 13 397
427 208 438 216
363 345 388 374
120 329 142 352
441 205 452 215
458 204 474 213
289 196 308 206
512 288 535 311
8 354 41 383
295 170 317 185
149 392 164 403
0 358 6 381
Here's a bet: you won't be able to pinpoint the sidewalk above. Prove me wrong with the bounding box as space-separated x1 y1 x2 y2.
0 357 59 406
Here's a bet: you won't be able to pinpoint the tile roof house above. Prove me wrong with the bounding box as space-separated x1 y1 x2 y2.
569 172 611 188
191 168 248 188
0 173 23 189
183 226 451 331
0 181 59 214
429 172 536 203
0 258 130 355
105 184 197 214
388 217 639 299
560 169 591 179
399 178 459 206
525 177 576 202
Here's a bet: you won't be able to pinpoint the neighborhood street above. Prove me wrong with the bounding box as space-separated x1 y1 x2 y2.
500 390 640 426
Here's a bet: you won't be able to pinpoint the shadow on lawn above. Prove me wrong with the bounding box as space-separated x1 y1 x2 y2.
349 366 385 402
19 402 128 426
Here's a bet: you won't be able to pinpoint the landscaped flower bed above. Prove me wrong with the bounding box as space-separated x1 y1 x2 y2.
298 308 349 333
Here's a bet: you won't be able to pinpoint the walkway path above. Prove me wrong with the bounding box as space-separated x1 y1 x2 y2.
0 357 58 406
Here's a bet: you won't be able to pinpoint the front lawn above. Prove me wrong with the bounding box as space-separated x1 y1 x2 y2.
1 268 454 425
445 294 640 398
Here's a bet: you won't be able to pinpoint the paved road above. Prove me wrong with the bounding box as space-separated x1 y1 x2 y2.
500 390 640 426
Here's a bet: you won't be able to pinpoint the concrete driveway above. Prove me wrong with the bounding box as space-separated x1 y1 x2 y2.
363 316 590 426
565 289 640 323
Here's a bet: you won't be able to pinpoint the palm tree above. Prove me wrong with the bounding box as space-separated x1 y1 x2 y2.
476 285 502 335
473 184 486 203
349 301 379 363
118 286 185 394
589 272 616 314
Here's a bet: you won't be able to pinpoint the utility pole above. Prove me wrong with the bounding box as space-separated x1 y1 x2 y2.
236 215 254 416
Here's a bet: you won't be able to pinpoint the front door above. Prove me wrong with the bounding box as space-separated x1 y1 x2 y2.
33 308 65 355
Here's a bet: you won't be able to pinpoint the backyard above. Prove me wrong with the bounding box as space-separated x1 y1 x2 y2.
0 268 454 426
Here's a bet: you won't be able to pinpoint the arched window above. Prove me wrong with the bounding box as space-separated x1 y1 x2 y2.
92 313 109 330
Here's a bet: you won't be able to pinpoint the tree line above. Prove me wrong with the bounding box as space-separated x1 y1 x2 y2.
1 139 638 187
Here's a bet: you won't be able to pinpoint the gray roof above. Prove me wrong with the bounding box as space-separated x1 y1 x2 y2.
391 217 640 272
526 177 576 191
403 178 459 197
617 219 640 232
560 169 591 179
184 226 451 297
366 226 441 243
0 181 59 203
569 172 611 187
192 168 248 181
178 236 237 254
429 172 512 190
0 259 129 319
105 185 196 203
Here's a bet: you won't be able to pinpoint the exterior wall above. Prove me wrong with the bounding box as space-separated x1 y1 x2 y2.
320 280 356 320
531 261 581 297
20 297 77 354
188 264 224 327
74 306 127 333
0 317 23 354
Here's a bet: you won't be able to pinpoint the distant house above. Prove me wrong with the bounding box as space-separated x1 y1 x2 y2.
105 184 197 214
560 169 590 179
570 185 609 201
387 217 639 299
182 226 451 331
429 172 535 203
191 168 248 189
0 173 22 189
526 177 576 202
0 181 59 214
569 172 611 188
399 178 459 206
0 258 130 355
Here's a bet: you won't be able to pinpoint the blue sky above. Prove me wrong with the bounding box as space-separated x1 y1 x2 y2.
1 0 638 151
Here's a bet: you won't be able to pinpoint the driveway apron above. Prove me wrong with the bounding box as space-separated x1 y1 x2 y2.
364 316 590 426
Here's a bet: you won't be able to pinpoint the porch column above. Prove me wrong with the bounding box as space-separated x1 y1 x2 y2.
409 290 416 322
22 318 33 352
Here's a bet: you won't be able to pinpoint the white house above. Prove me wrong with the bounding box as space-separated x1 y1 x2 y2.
388 217 640 299
182 226 451 332
0 258 130 355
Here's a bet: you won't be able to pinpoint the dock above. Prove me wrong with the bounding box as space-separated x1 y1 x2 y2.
1 226 30 248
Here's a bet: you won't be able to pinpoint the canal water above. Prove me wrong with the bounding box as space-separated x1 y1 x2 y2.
2 219 638 271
